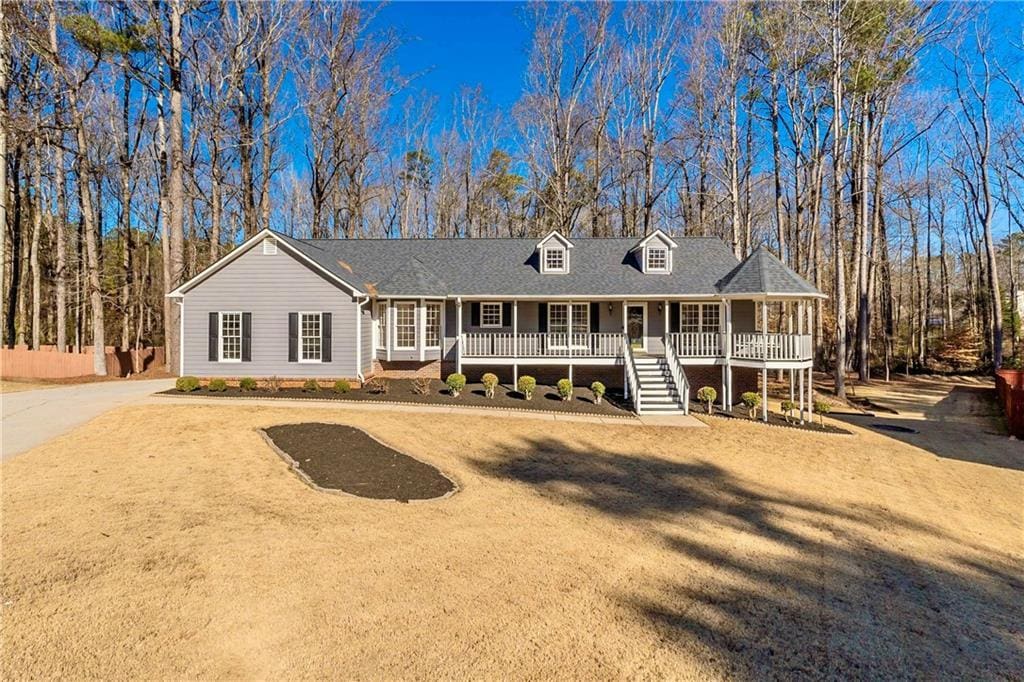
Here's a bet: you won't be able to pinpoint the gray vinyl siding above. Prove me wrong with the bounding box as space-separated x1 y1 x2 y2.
182 244 361 378
732 300 756 333
360 306 373 373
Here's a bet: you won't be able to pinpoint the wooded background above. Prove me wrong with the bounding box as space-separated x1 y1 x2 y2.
2 1 1022 395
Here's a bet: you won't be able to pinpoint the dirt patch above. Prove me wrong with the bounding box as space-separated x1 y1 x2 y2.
160 378 632 417
263 423 455 502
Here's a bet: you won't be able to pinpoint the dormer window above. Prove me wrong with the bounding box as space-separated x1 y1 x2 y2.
646 246 668 272
544 247 566 273
536 230 574 274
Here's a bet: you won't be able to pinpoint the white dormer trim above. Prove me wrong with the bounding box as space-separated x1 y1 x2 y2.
631 229 677 275
536 230 573 274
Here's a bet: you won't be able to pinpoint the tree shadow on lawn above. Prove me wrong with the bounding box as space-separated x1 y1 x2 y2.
470 438 1023 678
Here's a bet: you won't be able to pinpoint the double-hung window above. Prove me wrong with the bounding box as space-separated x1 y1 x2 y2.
679 303 720 334
480 302 502 328
395 302 416 349
646 246 668 272
219 312 242 362
376 302 388 349
425 303 442 348
299 312 322 362
544 247 566 273
549 303 589 348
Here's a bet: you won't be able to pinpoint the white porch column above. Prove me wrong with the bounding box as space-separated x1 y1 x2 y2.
455 298 463 375
798 300 806 423
418 298 426 362
513 300 519 387
723 299 733 410
807 301 814 421
622 300 629 399
762 367 768 422
386 299 393 362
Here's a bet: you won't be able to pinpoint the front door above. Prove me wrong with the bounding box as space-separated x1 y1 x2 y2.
627 305 646 350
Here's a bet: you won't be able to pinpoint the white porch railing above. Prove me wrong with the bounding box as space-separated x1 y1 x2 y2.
668 332 722 357
731 333 812 361
462 332 624 358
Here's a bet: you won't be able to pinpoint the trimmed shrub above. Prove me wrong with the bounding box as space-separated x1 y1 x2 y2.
412 377 432 395
175 376 200 393
780 399 797 423
813 400 832 427
517 375 537 400
239 377 257 391
332 379 351 394
208 378 228 392
590 381 606 404
302 379 321 393
740 391 762 419
263 376 282 392
481 372 499 399
557 378 573 401
696 386 717 414
445 373 467 397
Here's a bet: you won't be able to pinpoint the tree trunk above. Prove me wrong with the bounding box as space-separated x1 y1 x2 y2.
165 0 186 375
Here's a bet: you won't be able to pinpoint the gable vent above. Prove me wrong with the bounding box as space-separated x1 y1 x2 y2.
263 238 278 255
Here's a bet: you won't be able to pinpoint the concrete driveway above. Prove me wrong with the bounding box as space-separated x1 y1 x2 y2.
1 379 175 460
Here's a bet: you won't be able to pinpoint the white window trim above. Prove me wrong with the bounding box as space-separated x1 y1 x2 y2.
298 311 323 363
218 311 243 363
645 246 669 273
678 302 721 334
424 302 443 349
480 301 503 328
542 246 568 274
548 302 589 349
394 301 417 350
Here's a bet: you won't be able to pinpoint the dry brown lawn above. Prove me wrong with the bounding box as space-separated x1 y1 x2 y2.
2 390 1022 679
0 380 53 394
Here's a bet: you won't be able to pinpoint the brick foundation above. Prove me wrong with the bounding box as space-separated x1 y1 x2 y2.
371 359 442 379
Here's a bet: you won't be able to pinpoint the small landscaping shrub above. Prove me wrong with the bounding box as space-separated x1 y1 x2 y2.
696 386 717 414
517 375 537 400
412 377 432 395
590 381 606 404
740 391 762 419
207 378 228 392
446 373 467 397
781 399 796 423
302 379 321 393
239 377 257 391
263 376 282 392
481 372 499 398
557 378 573 401
365 377 389 394
175 376 200 393
814 400 831 427
332 379 351 394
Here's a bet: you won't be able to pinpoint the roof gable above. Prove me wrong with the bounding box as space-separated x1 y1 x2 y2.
630 229 678 252
715 246 823 297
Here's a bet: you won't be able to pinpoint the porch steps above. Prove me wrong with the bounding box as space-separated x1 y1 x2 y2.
633 356 688 414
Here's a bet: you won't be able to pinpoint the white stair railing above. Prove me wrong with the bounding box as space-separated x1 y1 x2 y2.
622 337 642 413
663 334 690 415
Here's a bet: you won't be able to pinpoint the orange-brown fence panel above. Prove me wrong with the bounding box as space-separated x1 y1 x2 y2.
1 347 164 379
994 369 1024 438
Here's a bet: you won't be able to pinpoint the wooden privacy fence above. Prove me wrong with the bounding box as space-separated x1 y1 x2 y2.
994 369 1024 439
0 346 165 379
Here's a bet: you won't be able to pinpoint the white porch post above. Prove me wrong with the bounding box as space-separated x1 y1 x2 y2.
761 367 768 422
807 301 814 421
513 300 519 387
798 300 806 423
455 298 463 375
787 301 795 403
386 299 393 362
723 299 732 410
622 300 629 399
418 298 426 362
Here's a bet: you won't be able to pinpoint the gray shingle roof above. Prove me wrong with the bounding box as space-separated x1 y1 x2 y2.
716 245 822 297
274 231 822 299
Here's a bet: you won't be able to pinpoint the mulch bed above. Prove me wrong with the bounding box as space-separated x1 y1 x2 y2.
690 402 852 435
160 378 632 417
262 423 456 502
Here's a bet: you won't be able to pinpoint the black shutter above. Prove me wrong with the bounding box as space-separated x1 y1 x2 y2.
538 303 548 332
288 313 298 362
502 302 512 327
321 312 332 362
590 302 599 333
471 302 480 327
208 312 218 361
668 302 678 332
242 313 252 361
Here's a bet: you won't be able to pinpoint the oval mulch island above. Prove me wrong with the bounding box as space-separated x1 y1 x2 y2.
262 423 456 502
